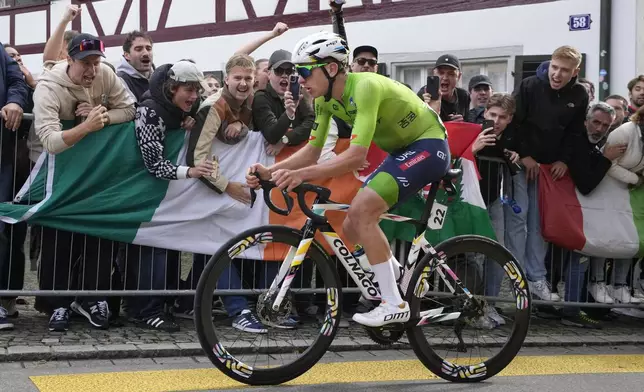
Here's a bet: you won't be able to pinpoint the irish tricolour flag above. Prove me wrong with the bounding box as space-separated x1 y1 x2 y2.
539 164 644 258
0 121 495 257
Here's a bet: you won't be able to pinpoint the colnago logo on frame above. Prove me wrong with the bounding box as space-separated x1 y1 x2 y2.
329 237 379 298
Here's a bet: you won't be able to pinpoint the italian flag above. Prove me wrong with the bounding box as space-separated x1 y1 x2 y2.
539 164 644 258
0 121 494 259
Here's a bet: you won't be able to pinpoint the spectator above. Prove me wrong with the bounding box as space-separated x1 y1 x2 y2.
117 30 154 102
202 75 221 98
578 77 595 102
505 45 589 302
0 43 29 331
3 45 36 89
563 103 626 323
130 60 214 331
254 59 270 91
418 54 470 123
32 33 135 332
626 75 644 118
351 45 379 74
42 4 81 66
604 94 629 132
605 105 644 190
569 102 622 195
0 44 34 324
470 93 519 328
467 75 493 124
186 54 255 196
252 49 314 152
233 22 289 93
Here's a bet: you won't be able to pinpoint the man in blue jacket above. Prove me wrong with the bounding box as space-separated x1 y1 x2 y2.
0 42 29 331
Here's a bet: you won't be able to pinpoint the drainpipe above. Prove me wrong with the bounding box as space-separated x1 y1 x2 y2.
598 0 611 100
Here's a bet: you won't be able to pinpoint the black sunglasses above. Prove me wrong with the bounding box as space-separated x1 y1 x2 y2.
354 58 378 67
273 67 295 77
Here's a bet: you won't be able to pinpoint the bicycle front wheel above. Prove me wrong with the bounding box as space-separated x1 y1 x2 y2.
405 235 531 382
194 225 342 386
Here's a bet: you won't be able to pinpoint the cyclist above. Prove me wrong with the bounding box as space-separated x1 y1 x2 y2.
246 31 450 327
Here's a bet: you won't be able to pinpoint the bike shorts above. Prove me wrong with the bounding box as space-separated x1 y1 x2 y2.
362 137 451 210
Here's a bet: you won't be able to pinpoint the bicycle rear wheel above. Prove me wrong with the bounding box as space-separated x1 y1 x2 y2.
194 225 342 385
405 235 531 382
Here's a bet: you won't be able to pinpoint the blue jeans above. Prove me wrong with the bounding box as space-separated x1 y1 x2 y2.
483 199 506 298
196 254 279 318
123 245 179 319
503 170 548 282
562 251 590 316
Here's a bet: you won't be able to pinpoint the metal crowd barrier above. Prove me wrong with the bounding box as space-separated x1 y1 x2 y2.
0 118 643 314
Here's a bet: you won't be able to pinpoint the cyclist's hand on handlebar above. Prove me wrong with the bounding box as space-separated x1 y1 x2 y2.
272 169 303 192
246 163 271 188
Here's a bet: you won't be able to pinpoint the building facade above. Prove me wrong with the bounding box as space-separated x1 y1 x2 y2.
0 0 642 98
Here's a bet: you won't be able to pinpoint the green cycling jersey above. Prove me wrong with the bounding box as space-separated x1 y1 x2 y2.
308 72 447 152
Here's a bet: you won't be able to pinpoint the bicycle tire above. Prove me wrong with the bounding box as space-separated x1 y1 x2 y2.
405 235 531 382
194 224 342 386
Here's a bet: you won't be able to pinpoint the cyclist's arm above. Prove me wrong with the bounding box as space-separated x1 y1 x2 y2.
295 79 381 182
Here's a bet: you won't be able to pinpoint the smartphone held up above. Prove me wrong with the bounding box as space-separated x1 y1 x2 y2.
425 75 440 100
289 74 301 101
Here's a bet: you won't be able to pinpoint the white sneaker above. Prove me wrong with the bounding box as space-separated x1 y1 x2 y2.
529 280 561 301
588 282 614 304
634 288 644 300
352 301 410 328
484 304 506 326
610 286 643 304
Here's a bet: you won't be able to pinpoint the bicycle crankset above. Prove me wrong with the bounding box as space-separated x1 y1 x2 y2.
364 325 406 345
256 291 293 327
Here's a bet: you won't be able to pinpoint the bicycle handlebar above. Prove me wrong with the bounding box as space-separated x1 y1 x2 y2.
248 173 332 225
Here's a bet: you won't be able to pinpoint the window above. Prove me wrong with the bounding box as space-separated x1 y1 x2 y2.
396 59 508 94
0 0 9 8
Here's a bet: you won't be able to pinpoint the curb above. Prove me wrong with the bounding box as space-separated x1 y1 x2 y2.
1 335 643 363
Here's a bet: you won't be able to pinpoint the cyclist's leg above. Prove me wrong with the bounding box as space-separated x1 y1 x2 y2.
350 137 450 327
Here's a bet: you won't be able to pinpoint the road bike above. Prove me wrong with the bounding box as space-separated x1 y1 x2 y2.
194 168 531 385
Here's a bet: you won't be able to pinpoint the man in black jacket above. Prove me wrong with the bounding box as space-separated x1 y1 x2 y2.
569 102 622 195
252 49 314 153
560 102 623 328
417 54 471 123
504 45 589 302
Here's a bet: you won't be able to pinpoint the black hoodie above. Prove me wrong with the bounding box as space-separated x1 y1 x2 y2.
507 72 589 164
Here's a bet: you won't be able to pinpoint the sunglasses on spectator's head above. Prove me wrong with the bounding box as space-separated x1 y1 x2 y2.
273 66 295 77
75 39 105 53
354 58 378 67
295 63 328 79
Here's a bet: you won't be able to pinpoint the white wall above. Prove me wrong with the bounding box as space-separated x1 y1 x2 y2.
11 0 632 99
611 0 637 99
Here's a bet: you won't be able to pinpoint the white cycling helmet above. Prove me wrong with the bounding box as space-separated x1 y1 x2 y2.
291 31 349 65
